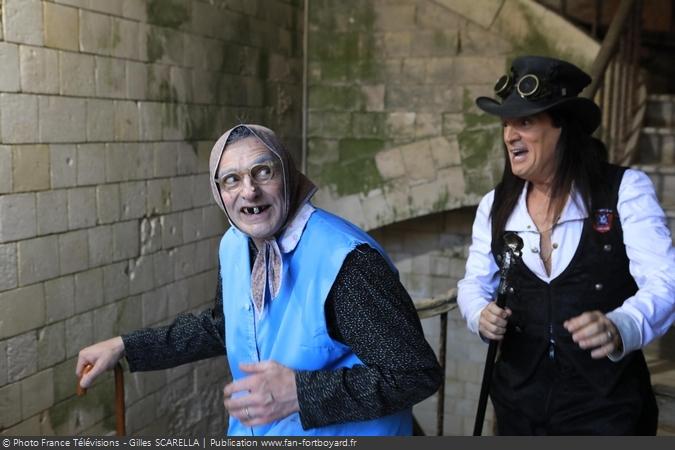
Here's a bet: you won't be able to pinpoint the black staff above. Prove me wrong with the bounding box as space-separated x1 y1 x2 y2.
472 232 523 436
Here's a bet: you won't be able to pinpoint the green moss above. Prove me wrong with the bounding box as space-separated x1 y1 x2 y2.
147 0 190 29
338 138 384 162
320 157 383 197
432 186 449 212
146 32 164 63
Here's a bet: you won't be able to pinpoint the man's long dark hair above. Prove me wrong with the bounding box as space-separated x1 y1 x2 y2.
490 110 609 245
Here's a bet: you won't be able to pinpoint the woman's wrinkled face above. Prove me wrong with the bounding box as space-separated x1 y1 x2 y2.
502 112 561 186
216 137 285 241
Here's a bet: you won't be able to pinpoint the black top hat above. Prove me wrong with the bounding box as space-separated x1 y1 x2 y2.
476 55 601 133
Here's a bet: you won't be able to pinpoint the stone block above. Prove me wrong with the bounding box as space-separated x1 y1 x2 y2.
67 187 97 229
39 96 87 143
74 268 103 313
44 276 75 323
0 94 39 144
79 10 112 55
160 213 183 249
12 144 50 192
112 220 140 260
65 312 93 358
18 235 59 285
375 148 405 180
131 143 154 180
176 142 198 176
126 61 148 100
139 216 161 256
60 51 95 96
430 136 461 168
0 43 21 92
114 100 140 141
138 102 163 141
128 256 154 295
170 66 193 103
37 190 68 235
117 295 142 335
93 303 118 341
0 243 17 292
360 84 385 112
386 112 416 140
38 322 66 369
44 2 79 51
415 112 442 138
0 194 37 242
104 143 130 183
95 56 126 98
192 176 212 208
122 0 147 21
96 184 120 225
0 341 6 386
170 176 194 212
182 209 203 244
111 18 140 60
58 229 89 275
86 99 114 141
50 144 77 188
88 225 114 268
0 147 11 194
119 181 146 220
19 45 59 94
76 144 105 186
102 262 129 303
3 0 44 45
147 179 172 215
153 250 175 287
146 63 170 102
141 287 167 327
153 142 178 177
0 383 22 429
7 331 38 381
400 140 436 182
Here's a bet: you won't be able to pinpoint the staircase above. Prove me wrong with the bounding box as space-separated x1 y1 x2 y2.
634 93 675 435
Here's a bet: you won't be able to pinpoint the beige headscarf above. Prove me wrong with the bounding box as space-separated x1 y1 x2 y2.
209 124 317 312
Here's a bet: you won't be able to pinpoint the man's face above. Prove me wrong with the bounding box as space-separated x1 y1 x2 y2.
502 112 561 186
216 137 285 241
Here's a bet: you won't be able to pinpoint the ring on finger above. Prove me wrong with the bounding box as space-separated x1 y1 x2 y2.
606 330 613 342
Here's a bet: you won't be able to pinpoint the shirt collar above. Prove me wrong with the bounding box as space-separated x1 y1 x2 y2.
505 182 588 232
278 202 315 253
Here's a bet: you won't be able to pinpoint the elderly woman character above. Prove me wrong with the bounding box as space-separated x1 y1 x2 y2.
457 56 675 435
77 124 442 436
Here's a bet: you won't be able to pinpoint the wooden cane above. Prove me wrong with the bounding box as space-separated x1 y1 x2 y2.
77 363 126 436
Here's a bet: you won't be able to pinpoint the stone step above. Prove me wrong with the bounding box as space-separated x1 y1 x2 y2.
632 164 675 206
646 94 675 128
637 127 675 165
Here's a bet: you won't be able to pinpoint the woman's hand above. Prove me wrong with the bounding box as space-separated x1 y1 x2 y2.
564 311 622 359
76 336 125 389
479 301 512 341
223 360 299 427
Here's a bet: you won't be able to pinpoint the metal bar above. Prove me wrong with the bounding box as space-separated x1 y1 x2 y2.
436 312 448 436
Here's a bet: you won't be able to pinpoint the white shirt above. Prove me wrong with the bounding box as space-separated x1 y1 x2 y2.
457 169 675 358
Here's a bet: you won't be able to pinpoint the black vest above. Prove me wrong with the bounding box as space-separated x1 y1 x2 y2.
492 164 648 396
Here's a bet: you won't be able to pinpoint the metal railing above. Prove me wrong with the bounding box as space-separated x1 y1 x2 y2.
579 0 647 165
413 288 458 436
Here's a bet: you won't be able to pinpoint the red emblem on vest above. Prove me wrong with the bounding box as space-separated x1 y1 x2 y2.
593 208 614 233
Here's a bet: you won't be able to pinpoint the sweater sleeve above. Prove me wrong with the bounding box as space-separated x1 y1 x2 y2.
295 244 442 429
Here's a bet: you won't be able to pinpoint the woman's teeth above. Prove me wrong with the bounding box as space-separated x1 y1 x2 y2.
243 206 266 215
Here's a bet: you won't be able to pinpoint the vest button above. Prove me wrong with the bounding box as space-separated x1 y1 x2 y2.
603 244 612 252
552 243 559 249
508 287 515 294
515 326 523 333
594 283 604 291
531 247 539 253
496 254 502 261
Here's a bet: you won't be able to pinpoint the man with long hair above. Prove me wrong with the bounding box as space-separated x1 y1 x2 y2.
457 56 674 435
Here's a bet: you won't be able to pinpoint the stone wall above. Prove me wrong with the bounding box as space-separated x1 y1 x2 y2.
307 0 598 230
0 0 304 436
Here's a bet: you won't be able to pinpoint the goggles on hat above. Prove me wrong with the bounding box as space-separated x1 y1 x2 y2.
494 73 555 100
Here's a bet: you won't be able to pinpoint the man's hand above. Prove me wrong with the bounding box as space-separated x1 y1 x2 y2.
479 301 512 341
564 311 621 359
223 360 299 427
76 336 125 389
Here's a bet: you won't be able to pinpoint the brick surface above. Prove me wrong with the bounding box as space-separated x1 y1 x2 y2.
112 220 140 260
18 235 60 285
88 225 114 267
0 94 39 144
95 56 126 98
67 187 97 229
119 181 147 220
0 383 22 429
12 144 50 192
37 190 68 235
3 0 44 45
79 10 112 56
86 99 114 141
0 146 12 193
127 61 149 100
111 18 140 60
60 51 95 96
44 2 79 51
0 43 21 92
96 184 121 225
0 244 18 292
19 45 59 94
58 229 89 275
77 143 106 186
21 368 55 419
65 312 94 358
39 96 87 143
37 322 66 369
93 303 117 342
102 262 130 303
49 144 78 189
44 276 75 323
74 268 104 313
7 331 38 381
0 193 37 243
114 100 140 141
